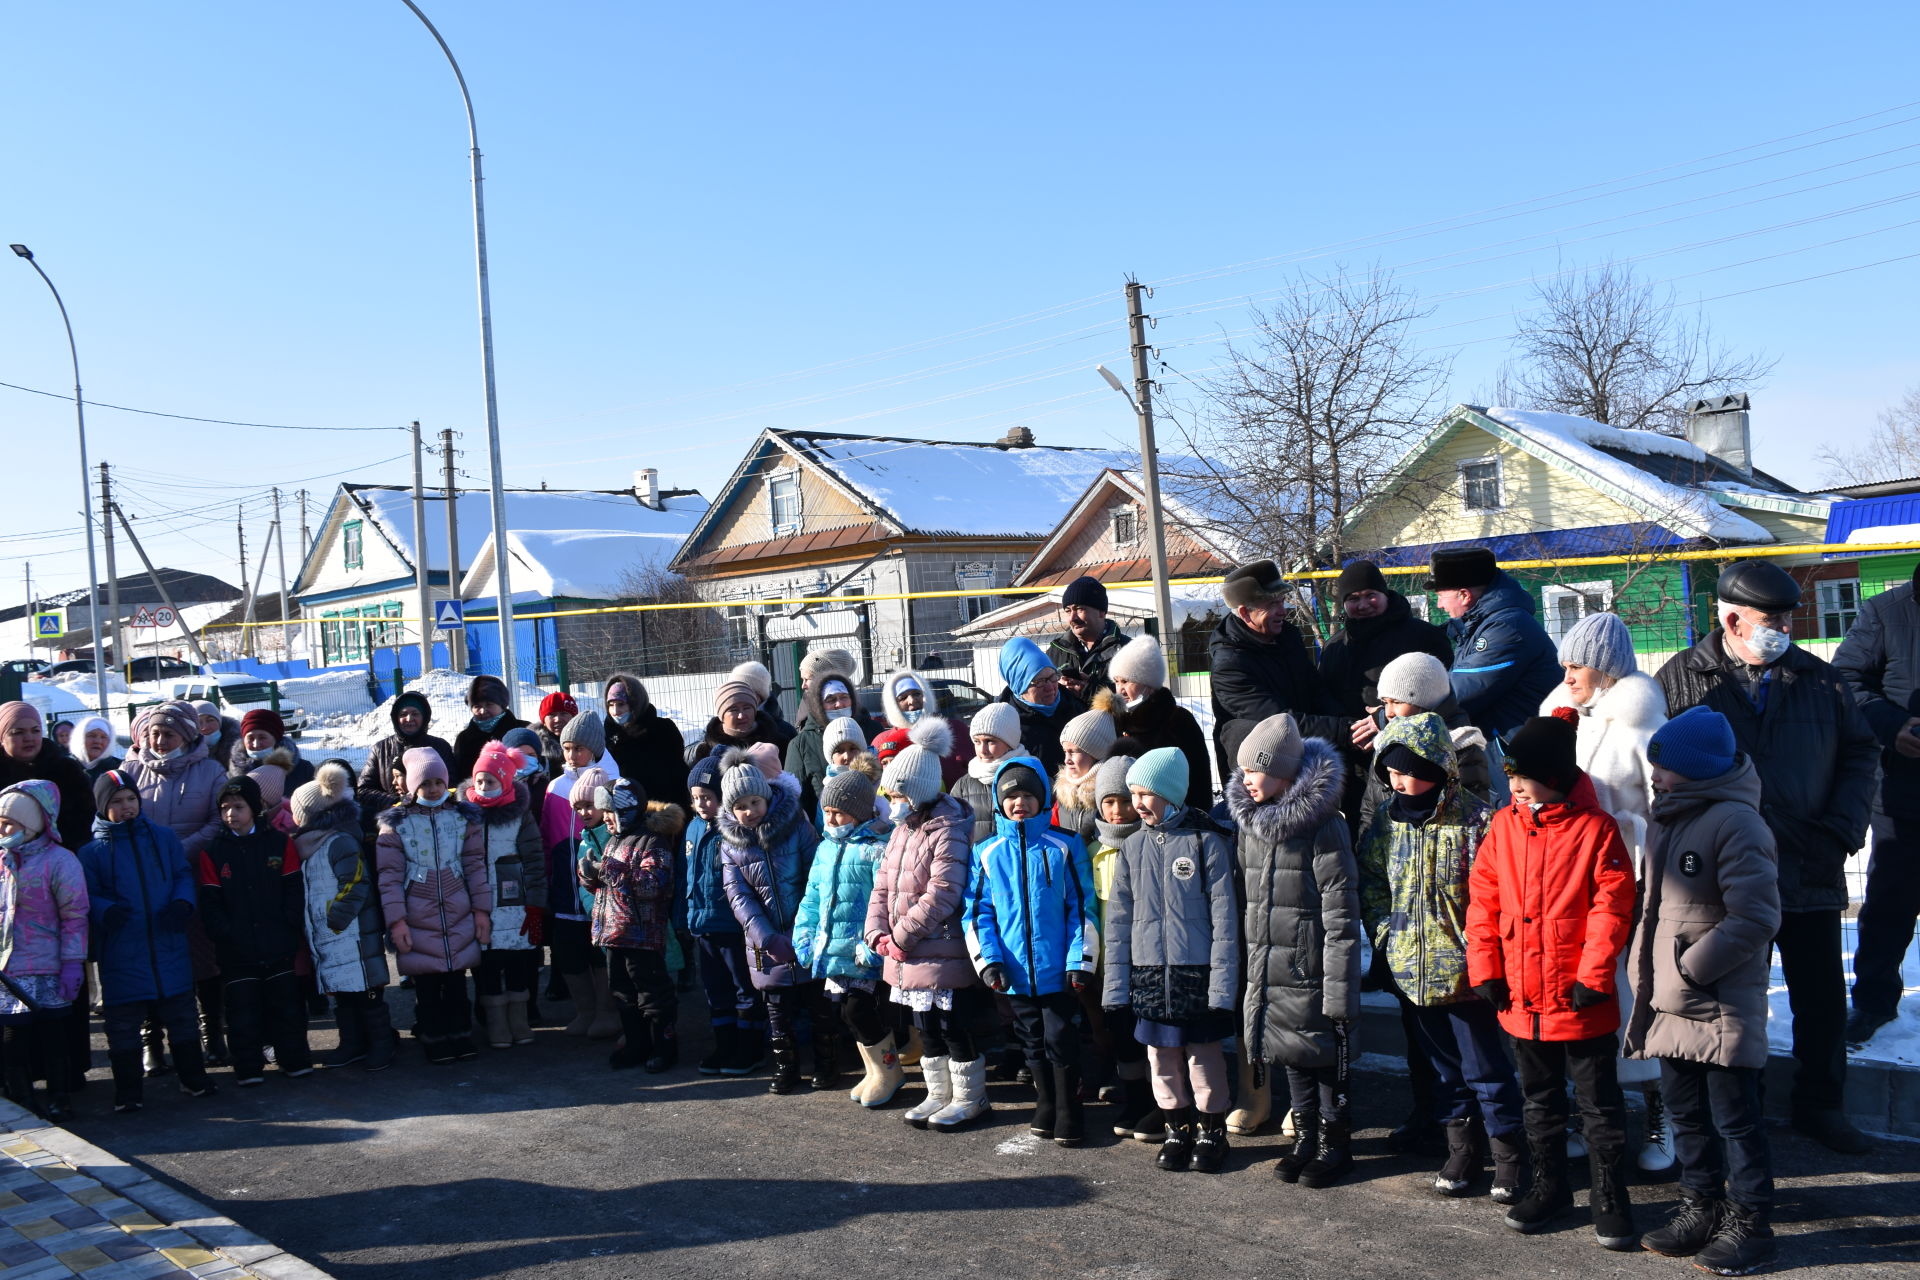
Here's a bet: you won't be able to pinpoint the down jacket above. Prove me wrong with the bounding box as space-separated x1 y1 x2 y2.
865 793 976 992
793 817 889 984
1227 737 1360 1070
1657 631 1878 912
292 791 387 994
1466 773 1637 1042
1100 806 1240 1029
1623 759 1781 1070
682 814 735 937
581 802 685 951
1111 685 1213 810
1208 610 1346 781
1357 712 1492 1008
457 780 547 952
0 738 95 854
355 692 456 810
375 799 490 976
196 824 304 971
1316 589 1455 717
79 814 197 1005
964 757 1097 998
1831 577 1920 822
124 739 228 856
1447 569 1561 741
0 780 88 980
951 761 997 845
720 776 817 989
1541 671 1667 865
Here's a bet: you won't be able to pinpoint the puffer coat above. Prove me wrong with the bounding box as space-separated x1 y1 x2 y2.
196 824 304 971
356 692 455 809
792 817 889 984
965 758 1096 998
1832 578 1920 822
1623 759 1781 1070
951 763 996 845
721 777 817 989
603 675 692 810
375 799 490 976
457 780 547 952
0 781 88 980
1446 569 1561 741
1356 712 1491 1008
79 813 196 1005
682 814 735 936
582 802 685 951
1100 806 1240 1027
293 793 387 993
124 740 228 855
1466 773 1637 1042
865 793 976 991
0 740 95 853
1111 685 1213 810
1228 737 1360 1069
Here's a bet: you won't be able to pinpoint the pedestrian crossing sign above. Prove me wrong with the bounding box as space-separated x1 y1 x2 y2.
434 599 465 628
32 611 61 638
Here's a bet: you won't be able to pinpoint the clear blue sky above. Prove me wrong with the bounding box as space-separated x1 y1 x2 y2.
5 1 1919 611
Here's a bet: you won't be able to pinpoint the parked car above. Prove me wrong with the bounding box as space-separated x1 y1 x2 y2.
124 655 196 684
44 659 97 677
159 676 310 736
2 658 49 680
856 676 995 722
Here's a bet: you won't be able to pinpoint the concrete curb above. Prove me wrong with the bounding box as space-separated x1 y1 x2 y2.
1356 999 1920 1139
0 1097 336 1279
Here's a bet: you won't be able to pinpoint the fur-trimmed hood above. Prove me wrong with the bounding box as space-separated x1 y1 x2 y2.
1053 760 1100 814
292 792 361 838
1541 668 1666 730
880 670 935 730
1226 736 1344 843
375 797 480 832
717 771 803 848
641 799 688 842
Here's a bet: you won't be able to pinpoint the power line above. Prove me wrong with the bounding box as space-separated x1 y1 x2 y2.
0 380 403 432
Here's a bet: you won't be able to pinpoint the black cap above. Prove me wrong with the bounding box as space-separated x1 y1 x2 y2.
218 774 263 817
1223 559 1285 609
1378 741 1448 787
1427 546 1497 592
1502 715 1581 794
995 763 1046 805
1061 575 1109 612
1335 559 1389 600
1715 559 1801 613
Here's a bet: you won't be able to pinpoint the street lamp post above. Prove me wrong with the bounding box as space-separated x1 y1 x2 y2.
10 244 108 715
399 1 519 705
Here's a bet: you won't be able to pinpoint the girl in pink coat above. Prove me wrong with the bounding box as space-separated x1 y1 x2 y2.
0 780 89 1120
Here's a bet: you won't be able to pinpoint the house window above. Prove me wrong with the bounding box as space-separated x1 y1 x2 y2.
1406 593 1430 622
725 605 754 661
342 520 364 570
956 564 998 622
1541 581 1615 644
768 472 802 537
1460 458 1503 512
1817 579 1860 640
1111 507 1139 546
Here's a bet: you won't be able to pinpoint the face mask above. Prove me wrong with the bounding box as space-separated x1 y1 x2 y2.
516 761 540 780
609 710 632 725
888 798 913 823
0 829 32 850
471 712 505 731
825 822 856 839
248 748 273 763
417 792 448 808
1746 623 1791 665
902 707 925 725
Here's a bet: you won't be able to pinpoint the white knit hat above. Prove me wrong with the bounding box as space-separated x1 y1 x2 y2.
823 716 866 756
1107 633 1167 691
881 717 953 807
1377 652 1453 711
969 702 1022 749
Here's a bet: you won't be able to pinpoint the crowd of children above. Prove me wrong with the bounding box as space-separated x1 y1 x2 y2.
0 633 1797 1277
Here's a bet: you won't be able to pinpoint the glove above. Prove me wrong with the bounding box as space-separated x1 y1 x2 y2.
1569 981 1610 1010
1102 1006 1129 1018
1067 970 1092 994
159 898 193 931
389 919 414 954
981 963 1010 993
519 907 548 946
102 902 134 932
1472 977 1511 1011
874 935 907 962
56 961 83 1005
1361 943 1391 993
473 910 492 948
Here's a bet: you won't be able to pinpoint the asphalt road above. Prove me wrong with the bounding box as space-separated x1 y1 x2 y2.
63 994 1920 1280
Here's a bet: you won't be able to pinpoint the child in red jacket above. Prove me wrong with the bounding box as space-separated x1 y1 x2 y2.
1466 712 1637 1249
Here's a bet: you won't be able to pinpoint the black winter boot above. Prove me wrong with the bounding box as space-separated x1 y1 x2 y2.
767 1036 801 1095
809 1029 839 1090
197 980 229 1067
1028 1061 1057 1138
1488 1131 1527 1205
142 1019 172 1078
321 995 370 1069
1694 1199 1774 1275
1434 1118 1480 1196
1301 1116 1355 1188
1643 1186 1723 1257
1053 1065 1085 1148
644 1019 678 1074
609 1009 652 1070
1189 1111 1230 1173
171 1037 216 1097
1275 1110 1320 1183
38 1030 73 1122
1588 1145 1639 1251
1504 1133 1574 1233
1112 1068 1154 1137
362 993 398 1073
699 1023 735 1075
1156 1105 1196 1171
109 1051 145 1113
724 1025 766 1077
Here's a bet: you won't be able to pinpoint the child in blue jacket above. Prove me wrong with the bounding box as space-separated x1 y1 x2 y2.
965 756 1098 1147
683 751 764 1078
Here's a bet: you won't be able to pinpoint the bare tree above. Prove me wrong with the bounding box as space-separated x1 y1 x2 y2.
1498 262 1775 435
1818 385 1920 484
1160 267 1450 633
556 561 727 684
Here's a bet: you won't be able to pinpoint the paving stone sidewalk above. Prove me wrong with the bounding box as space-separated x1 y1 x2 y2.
0 1100 330 1280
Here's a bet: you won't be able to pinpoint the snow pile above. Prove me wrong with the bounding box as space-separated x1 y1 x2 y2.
352 488 707 576
467 523 703 603
42 670 134 698
1844 522 1920 546
277 669 379 719
1484 407 1773 544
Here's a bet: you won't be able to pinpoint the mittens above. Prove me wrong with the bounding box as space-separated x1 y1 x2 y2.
1472 977 1511 1011
1569 981 1610 1010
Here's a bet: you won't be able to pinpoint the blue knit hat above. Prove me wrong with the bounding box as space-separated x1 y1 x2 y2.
1126 747 1190 805
687 749 725 795
1557 611 1636 680
1647 706 1738 780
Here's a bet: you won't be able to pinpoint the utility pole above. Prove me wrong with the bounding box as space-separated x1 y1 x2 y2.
99 463 124 679
298 489 311 559
1126 279 1176 645
110 502 213 670
441 428 465 674
410 422 433 672
272 487 291 659
237 506 254 658
22 563 31 653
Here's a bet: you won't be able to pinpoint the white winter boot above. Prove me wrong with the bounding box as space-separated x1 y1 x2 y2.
851 1035 906 1108
1227 1052 1271 1136
930 1055 991 1130
904 1055 951 1128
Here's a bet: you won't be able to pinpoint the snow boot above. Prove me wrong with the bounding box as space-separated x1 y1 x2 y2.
1644 1186 1723 1257
1489 1131 1527 1205
1190 1111 1230 1173
1695 1200 1774 1276
1028 1060 1056 1138
699 1022 736 1075
929 1055 990 1130
1157 1106 1196 1171
1226 1054 1270 1135
321 995 370 1069
1434 1118 1480 1196
851 1036 905 1108
586 966 621 1039
142 1020 172 1078
643 1019 677 1074
505 990 534 1045
609 1009 652 1070
1589 1144 1640 1252
898 1026 924 1067
479 994 513 1050
197 979 229 1067
1300 1116 1355 1188
723 1024 766 1076
904 1054 952 1128
562 972 596 1037
1639 1082 1676 1172
1504 1133 1573 1233
768 1036 802 1095
362 994 398 1073
1275 1110 1320 1184
109 1051 145 1113
1111 1062 1156 1138
1053 1065 1085 1148
809 1028 840 1090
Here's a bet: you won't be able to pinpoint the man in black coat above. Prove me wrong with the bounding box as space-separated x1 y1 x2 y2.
1208 559 1347 781
1656 558 1880 1154
1831 562 1920 1051
1317 559 1455 734
1046 576 1130 700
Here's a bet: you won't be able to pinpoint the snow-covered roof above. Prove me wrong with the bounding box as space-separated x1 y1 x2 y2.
782 432 1136 538
348 488 706 571
461 519 703 604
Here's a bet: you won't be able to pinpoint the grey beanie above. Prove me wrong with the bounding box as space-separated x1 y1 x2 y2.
880 717 952 808
1237 712 1304 779
559 709 606 756
1058 708 1116 760
720 761 773 810
823 716 866 756
820 767 877 819
1557 610 1635 680
969 701 1022 749
1377 651 1453 711
1094 754 1136 804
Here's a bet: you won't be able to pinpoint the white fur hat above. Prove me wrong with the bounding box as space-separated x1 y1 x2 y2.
1107 633 1167 692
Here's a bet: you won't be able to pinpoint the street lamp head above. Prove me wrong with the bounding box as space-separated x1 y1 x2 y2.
1095 364 1127 394
9 245 33 260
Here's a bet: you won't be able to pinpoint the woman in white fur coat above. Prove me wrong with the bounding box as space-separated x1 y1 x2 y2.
1538 609 1674 1171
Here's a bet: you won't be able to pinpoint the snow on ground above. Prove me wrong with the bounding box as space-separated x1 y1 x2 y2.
278 669 379 719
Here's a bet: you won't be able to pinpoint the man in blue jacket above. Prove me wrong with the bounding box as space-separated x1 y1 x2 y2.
1428 547 1559 743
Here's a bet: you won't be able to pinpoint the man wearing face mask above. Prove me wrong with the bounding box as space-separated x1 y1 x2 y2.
1656 558 1879 1155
